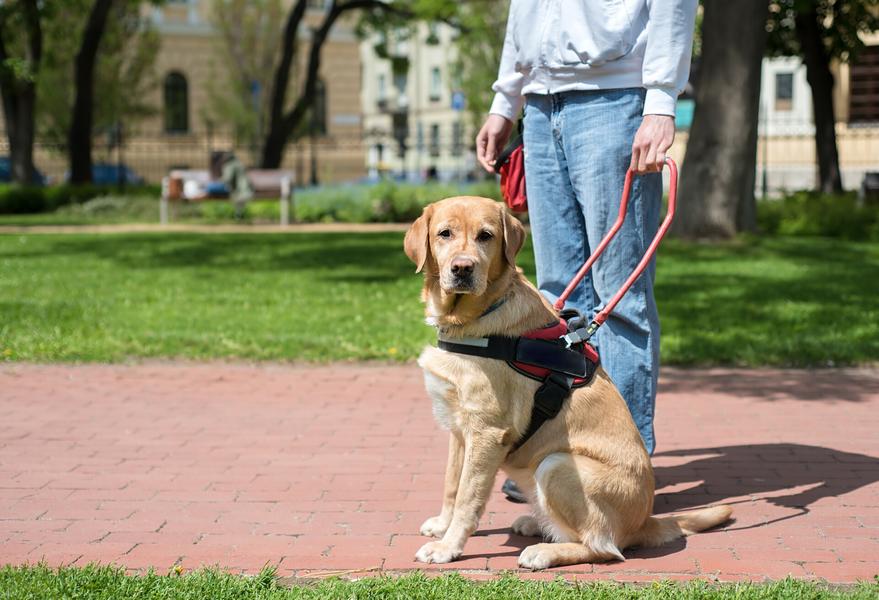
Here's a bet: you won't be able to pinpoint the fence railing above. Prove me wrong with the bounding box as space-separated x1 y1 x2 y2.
0 123 877 193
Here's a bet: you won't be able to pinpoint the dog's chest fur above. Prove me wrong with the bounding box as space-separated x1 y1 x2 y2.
417 346 479 433
422 369 460 431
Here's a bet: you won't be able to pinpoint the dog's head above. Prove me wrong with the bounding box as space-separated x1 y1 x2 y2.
404 196 525 298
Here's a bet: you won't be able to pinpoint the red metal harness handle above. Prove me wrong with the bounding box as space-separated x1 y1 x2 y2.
553 157 678 337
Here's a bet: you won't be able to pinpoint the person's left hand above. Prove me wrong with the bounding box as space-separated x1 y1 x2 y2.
630 114 675 174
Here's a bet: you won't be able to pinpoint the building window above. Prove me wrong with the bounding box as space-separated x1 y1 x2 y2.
430 67 442 103
426 23 440 45
451 122 463 157
377 74 386 104
850 45 879 123
429 123 440 157
416 122 424 153
311 78 327 136
774 72 793 111
163 72 189 133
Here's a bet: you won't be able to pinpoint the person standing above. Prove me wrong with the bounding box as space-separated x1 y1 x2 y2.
476 0 698 466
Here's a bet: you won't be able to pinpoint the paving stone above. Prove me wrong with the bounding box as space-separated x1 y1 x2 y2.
1 363 877 582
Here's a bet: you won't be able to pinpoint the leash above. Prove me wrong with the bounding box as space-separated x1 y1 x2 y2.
557 157 678 346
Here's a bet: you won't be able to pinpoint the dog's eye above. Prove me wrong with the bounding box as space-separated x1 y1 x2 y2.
476 230 494 242
437 229 452 239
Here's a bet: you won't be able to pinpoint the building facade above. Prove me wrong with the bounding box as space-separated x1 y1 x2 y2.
753 37 879 193
360 23 475 182
11 0 365 184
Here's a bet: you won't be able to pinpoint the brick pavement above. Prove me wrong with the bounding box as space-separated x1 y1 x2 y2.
1 363 877 583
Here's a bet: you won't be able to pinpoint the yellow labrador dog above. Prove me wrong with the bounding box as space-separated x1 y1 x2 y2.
405 196 732 570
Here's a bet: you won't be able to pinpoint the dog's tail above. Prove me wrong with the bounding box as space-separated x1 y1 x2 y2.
629 505 733 548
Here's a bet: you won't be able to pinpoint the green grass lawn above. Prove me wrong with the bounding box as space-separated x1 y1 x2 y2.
1 232 877 366
1 566 876 600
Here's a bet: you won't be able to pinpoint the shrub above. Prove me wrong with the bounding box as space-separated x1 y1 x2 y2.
757 191 879 240
0 186 46 214
0 183 161 214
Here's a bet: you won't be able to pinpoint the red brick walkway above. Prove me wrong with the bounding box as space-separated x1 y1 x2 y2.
1 364 877 583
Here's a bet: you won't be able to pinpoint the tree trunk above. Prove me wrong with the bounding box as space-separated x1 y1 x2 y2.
261 0 308 168
674 0 769 239
0 0 42 185
795 9 843 194
11 96 37 184
68 0 115 184
261 127 288 169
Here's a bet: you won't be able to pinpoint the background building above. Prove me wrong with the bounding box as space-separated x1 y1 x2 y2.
12 0 366 184
360 23 476 182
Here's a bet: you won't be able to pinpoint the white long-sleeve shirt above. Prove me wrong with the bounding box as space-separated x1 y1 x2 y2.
489 0 698 120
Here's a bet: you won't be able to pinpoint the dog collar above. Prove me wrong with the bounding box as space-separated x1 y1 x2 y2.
479 297 506 318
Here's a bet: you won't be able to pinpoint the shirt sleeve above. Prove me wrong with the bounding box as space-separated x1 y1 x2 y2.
642 0 698 116
488 10 526 121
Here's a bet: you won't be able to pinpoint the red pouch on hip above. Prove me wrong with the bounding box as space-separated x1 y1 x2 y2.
495 135 527 213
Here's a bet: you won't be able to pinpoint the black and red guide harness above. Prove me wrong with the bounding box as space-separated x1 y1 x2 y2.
438 158 678 452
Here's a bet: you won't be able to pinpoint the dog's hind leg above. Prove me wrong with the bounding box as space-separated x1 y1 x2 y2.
511 515 542 537
518 453 625 569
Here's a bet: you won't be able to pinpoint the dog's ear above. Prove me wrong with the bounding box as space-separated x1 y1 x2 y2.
501 206 526 267
404 204 434 273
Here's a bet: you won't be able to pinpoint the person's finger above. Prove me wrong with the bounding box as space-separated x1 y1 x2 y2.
629 141 641 173
475 127 487 164
485 134 499 172
476 128 494 173
637 140 650 173
655 150 667 172
644 142 658 173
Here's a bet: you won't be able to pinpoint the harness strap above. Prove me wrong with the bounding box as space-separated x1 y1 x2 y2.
437 335 590 379
511 371 573 451
436 332 599 453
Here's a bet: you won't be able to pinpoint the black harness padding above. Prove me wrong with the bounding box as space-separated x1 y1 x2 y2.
437 334 599 452
437 336 590 379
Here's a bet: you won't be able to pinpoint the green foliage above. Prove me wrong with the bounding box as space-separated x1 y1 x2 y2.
0 186 45 214
0 184 161 215
1 232 877 366
36 0 159 148
0 564 877 599
0 180 500 223
757 191 879 240
204 0 285 143
767 0 879 61
0 2 41 86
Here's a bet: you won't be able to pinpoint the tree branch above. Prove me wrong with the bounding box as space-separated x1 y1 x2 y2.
21 0 42 67
268 0 308 135
280 0 412 136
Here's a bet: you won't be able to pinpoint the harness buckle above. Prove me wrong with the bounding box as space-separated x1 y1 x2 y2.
562 320 600 348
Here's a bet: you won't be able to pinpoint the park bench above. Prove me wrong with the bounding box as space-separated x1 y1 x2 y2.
160 169 296 225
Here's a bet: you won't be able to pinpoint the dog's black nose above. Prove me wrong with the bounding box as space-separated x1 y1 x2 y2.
451 258 474 276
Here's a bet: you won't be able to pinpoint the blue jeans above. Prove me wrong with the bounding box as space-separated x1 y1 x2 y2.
522 89 662 455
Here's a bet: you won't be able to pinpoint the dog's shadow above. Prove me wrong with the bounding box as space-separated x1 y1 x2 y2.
465 443 878 562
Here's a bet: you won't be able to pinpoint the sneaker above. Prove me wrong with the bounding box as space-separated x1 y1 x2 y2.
501 478 527 503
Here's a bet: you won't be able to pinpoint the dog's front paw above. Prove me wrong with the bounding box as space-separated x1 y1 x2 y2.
518 543 555 570
419 515 450 538
511 515 542 537
415 540 461 564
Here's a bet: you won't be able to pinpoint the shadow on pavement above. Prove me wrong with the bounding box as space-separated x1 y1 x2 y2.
464 442 877 562
659 370 879 403
654 443 878 523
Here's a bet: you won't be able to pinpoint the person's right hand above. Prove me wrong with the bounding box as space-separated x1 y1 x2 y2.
476 114 514 174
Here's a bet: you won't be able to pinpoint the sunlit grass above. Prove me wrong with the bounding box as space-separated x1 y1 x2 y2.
1 565 876 600
1 232 877 365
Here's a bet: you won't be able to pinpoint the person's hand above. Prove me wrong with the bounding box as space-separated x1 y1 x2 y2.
630 114 675 174
476 114 514 174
